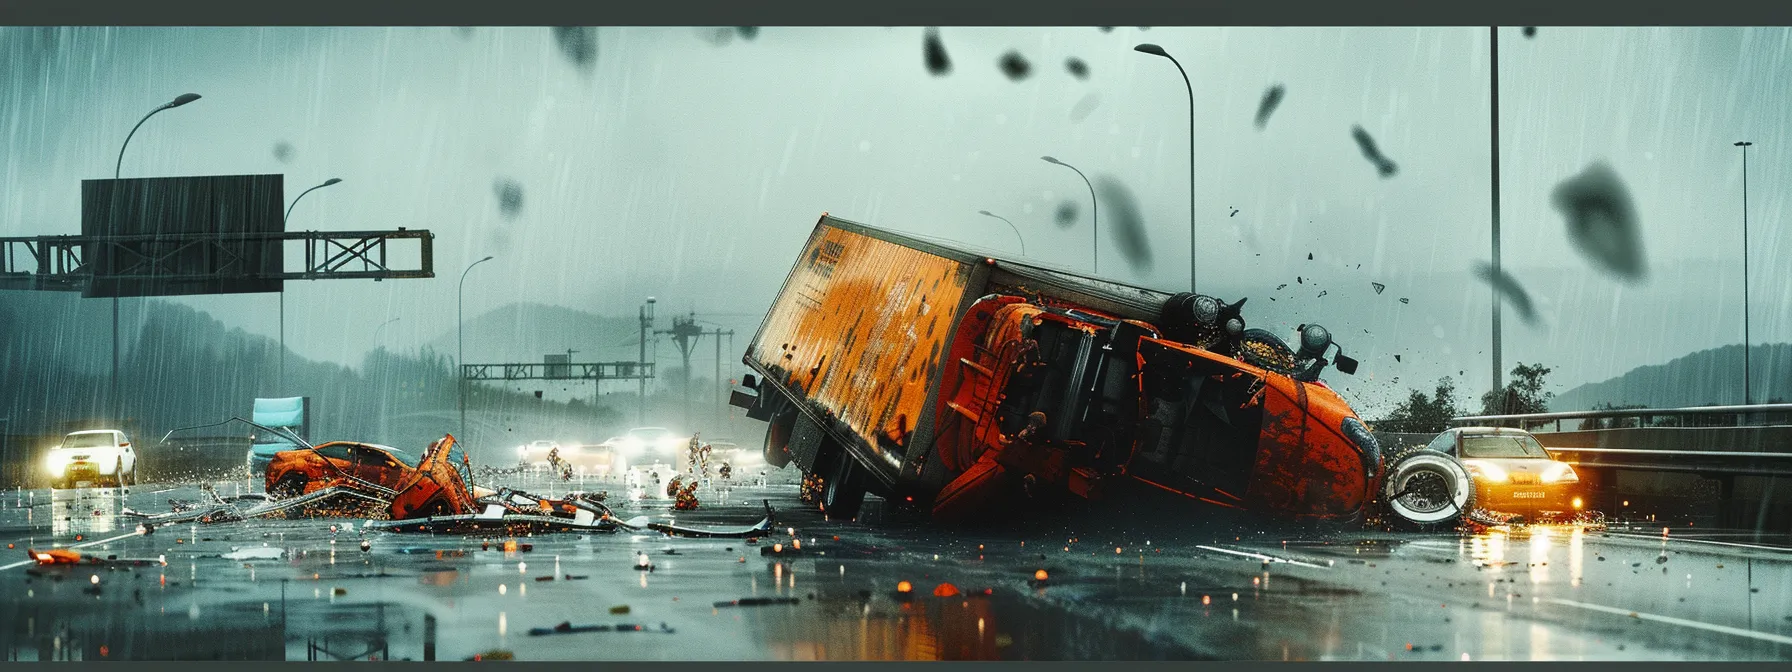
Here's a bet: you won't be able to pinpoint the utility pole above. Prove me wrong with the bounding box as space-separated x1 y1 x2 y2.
637 298 656 425
656 313 705 431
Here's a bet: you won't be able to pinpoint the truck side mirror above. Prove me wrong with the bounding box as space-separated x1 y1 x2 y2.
742 374 758 390
1334 353 1359 375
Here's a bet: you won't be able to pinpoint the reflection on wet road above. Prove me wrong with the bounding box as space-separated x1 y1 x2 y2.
1 476 1789 660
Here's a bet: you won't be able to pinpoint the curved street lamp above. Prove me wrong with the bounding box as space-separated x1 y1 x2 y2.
459 256 496 442
977 210 1026 255
1041 156 1098 274
109 92 201 419
278 177 344 391
1134 43 1197 292
115 93 201 179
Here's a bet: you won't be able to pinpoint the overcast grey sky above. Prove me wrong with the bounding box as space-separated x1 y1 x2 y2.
2 26 1788 416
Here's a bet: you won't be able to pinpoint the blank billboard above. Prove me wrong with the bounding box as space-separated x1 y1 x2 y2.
81 174 284 298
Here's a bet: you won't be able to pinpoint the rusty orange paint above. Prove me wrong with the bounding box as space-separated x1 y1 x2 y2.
1140 336 1371 521
748 220 975 458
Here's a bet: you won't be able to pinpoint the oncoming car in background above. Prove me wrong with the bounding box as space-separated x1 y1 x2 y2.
265 441 420 497
44 430 138 488
516 440 561 467
564 442 621 477
605 427 688 459
1424 426 1587 524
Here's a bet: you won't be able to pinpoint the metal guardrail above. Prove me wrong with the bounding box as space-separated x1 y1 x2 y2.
1449 404 1792 477
1453 403 1792 432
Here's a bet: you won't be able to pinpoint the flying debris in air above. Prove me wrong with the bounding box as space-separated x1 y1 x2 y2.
736 27 760 40
1055 201 1080 228
1065 57 1090 79
1092 175 1153 270
1069 92 1101 123
494 179 525 220
552 27 598 71
1523 27 1538 38
1399 298 1410 304
923 27 952 76
1297 277 1303 284
1230 208 1239 217
999 51 1033 81
1372 282 1386 295
1395 355 1402 363
1254 85 1285 129
1473 262 1540 326
1350 126 1399 177
1317 291 1328 298
1275 284 1287 290
1551 162 1646 282
1307 253 1313 261
272 141 294 164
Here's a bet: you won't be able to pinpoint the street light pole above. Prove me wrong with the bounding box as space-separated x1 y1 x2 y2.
1490 27 1505 399
977 210 1026 255
373 317 400 349
110 93 201 420
638 297 657 425
458 256 494 443
1134 44 1196 292
279 178 343 393
1040 156 1098 274
1735 140 1754 405
374 316 399 442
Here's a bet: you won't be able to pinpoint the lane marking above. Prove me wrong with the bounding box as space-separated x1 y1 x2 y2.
1604 532 1792 555
1542 597 1792 646
1 529 146 571
1196 544 1330 569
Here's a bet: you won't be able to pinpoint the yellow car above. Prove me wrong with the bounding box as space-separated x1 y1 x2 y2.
1423 427 1586 523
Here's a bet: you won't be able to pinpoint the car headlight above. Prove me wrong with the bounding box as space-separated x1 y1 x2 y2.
45 453 69 477
1541 462 1579 484
1463 460 1508 483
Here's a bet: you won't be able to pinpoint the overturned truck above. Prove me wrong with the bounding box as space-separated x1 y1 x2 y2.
731 215 1468 528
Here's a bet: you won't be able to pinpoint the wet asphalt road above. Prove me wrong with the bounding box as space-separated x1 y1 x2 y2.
2 470 1790 661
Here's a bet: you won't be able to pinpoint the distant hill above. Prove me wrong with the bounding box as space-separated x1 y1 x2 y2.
1552 343 1792 411
427 302 658 366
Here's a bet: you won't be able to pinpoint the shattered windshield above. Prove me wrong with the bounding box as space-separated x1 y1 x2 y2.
1460 434 1551 459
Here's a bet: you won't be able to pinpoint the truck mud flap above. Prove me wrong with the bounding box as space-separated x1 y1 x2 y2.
788 413 828 472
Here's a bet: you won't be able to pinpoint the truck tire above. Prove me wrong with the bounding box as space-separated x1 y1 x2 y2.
764 409 795 468
1382 448 1474 530
821 451 867 522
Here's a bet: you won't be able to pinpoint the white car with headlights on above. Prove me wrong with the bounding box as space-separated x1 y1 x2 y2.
45 430 138 488
606 427 688 459
516 440 561 467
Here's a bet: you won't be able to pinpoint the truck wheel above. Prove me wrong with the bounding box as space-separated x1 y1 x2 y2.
764 410 795 468
821 454 867 522
1382 449 1474 530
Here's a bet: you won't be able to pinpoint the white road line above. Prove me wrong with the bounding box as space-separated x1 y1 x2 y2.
1542 597 1792 646
1196 544 1331 569
0 529 146 571
1604 532 1792 555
